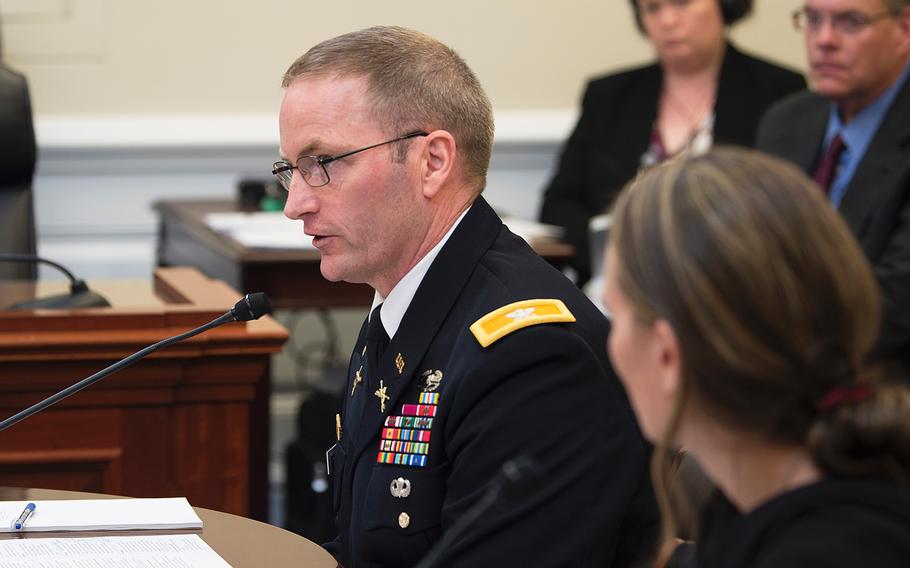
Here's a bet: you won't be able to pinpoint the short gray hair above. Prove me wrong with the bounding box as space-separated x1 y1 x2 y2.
282 26 495 193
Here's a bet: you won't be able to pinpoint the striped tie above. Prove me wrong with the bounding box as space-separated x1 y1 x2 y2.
811 134 846 194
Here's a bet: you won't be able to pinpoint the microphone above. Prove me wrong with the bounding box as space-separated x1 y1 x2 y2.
230 292 271 322
0 253 111 310
0 293 271 434
415 455 543 568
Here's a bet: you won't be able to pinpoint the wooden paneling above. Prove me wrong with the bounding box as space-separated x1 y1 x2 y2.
0 268 287 520
0 448 123 494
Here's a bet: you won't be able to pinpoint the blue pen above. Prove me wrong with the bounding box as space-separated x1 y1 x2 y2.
12 502 35 530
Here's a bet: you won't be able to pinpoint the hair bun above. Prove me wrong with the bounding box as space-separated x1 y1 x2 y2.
808 384 910 485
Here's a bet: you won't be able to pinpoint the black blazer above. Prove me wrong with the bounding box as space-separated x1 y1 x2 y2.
327 197 658 567
756 80 910 376
540 44 806 284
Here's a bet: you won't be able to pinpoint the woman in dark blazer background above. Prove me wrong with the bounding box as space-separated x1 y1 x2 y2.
540 0 805 286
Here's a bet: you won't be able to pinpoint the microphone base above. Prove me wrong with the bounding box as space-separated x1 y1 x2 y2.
7 290 112 310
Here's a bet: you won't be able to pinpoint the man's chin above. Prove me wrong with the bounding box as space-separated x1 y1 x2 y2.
319 262 364 286
319 267 346 283
318 259 343 283
811 76 848 99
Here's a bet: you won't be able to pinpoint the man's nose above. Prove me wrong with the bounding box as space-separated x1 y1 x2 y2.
811 17 840 47
284 175 319 220
656 4 680 28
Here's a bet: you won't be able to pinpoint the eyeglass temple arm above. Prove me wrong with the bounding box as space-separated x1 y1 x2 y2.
320 131 429 166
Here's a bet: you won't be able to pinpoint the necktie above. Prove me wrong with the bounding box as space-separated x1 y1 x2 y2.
811 134 846 195
365 304 389 380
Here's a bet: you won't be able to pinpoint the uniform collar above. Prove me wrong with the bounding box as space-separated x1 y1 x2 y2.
371 205 472 339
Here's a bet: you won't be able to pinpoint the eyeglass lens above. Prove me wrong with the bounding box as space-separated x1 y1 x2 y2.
794 8 891 35
271 156 329 191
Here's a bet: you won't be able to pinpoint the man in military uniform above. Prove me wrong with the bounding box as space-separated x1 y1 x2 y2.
275 26 656 567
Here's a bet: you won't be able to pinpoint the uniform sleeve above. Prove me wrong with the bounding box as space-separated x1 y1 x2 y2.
435 325 652 567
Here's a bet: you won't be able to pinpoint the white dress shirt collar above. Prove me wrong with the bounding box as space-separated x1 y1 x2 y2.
370 206 471 339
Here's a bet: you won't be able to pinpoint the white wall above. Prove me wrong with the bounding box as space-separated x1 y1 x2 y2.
4 1 808 280
3 1 805 116
33 113 569 280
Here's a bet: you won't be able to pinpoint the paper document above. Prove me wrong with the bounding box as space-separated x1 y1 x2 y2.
0 498 202 533
0 534 230 567
204 211 314 250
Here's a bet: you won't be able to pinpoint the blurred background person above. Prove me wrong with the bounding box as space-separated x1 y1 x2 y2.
602 147 910 567
757 0 910 380
540 0 805 287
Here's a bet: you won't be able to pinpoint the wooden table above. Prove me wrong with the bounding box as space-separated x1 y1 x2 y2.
155 199 574 310
0 268 288 522
0 487 335 567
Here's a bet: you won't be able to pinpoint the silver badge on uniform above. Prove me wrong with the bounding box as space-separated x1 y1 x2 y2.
390 477 412 498
421 369 443 392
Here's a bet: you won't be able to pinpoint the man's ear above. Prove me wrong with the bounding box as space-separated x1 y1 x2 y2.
653 318 681 399
420 130 456 199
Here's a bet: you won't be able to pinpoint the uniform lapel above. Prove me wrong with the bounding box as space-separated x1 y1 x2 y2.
838 79 910 236
351 197 503 462
343 315 371 447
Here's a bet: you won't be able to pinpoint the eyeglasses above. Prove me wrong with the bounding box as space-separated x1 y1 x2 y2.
792 7 897 36
271 130 428 190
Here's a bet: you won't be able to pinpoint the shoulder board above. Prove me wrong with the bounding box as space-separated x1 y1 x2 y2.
470 299 576 348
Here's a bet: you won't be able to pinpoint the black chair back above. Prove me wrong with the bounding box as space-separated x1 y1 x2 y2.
0 63 37 280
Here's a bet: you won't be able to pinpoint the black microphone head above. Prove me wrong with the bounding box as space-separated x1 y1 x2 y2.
231 293 271 321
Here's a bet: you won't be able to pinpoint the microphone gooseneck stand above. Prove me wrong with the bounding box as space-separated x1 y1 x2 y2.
0 253 111 309
0 293 271 434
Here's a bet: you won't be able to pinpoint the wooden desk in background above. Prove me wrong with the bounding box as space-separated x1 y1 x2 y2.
0 487 335 567
0 268 288 522
155 199 574 310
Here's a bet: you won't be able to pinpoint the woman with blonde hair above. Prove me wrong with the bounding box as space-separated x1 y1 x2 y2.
601 147 910 567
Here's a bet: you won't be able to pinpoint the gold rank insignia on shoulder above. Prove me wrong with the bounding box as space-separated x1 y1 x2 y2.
469 299 576 348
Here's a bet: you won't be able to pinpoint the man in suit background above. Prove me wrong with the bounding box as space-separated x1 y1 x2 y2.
275 26 656 568
757 0 910 377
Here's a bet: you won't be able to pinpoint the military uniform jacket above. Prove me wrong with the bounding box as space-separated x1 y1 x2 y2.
327 197 655 567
